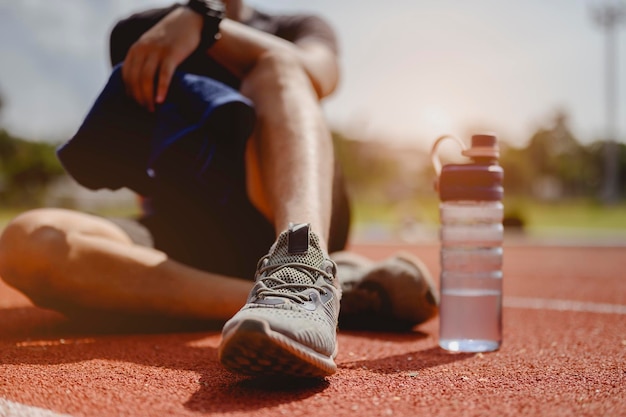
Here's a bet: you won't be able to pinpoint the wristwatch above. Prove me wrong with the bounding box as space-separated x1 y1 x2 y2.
186 0 226 49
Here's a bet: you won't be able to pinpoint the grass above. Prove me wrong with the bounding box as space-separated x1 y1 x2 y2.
1 197 624 237
349 195 626 232
507 198 626 230
0 204 141 230
0 208 26 229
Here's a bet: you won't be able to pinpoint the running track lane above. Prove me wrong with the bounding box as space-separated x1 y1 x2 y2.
1 245 625 417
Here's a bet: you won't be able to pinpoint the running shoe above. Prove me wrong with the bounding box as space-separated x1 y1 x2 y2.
334 251 439 331
218 223 340 378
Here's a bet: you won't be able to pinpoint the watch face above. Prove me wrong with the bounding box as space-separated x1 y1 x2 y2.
206 0 226 13
188 0 225 19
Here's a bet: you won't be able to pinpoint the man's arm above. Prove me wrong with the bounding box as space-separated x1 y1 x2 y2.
207 18 339 99
121 6 338 111
122 6 202 111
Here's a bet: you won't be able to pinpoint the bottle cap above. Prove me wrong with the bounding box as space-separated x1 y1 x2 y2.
471 133 497 147
461 133 500 160
438 134 503 201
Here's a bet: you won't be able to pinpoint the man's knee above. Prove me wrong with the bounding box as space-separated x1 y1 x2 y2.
243 50 311 95
0 209 70 293
256 50 302 74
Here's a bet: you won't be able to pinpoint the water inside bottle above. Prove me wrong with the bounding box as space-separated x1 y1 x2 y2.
438 288 502 352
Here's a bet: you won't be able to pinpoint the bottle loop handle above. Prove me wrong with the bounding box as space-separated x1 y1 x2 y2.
430 134 468 176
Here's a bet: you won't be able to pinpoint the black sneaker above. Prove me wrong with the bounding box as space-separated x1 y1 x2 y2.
334 251 439 331
218 223 340 378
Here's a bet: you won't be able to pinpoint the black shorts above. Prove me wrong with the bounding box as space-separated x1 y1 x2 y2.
111 159 350 281
108 7 351 280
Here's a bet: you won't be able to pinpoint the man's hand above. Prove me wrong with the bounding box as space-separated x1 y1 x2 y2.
122 7 203 111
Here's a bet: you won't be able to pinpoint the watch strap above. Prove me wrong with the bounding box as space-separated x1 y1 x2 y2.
186 0 225 50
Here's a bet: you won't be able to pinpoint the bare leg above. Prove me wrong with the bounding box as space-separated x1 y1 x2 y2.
242 50 335 251
214 50 345 376
0 208 252 321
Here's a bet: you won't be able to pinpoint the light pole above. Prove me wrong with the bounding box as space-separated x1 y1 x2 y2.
591 2 625 204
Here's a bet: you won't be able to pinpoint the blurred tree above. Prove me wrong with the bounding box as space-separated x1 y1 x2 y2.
0 129 65 206
499 142 533 196
333 132 402 197
585 139 626 198
619 143 626 197
501 111 605 200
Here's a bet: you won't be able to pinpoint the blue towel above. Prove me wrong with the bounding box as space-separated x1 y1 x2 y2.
57 64 255 198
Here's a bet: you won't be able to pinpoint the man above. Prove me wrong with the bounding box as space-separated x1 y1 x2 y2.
0 0 438 378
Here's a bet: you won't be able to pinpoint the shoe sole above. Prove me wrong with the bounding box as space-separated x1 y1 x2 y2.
218 318 337 378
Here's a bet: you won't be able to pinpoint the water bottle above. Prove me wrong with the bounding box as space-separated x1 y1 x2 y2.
431 133 504 352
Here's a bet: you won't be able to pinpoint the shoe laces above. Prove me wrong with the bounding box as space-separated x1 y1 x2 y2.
255 257 335 304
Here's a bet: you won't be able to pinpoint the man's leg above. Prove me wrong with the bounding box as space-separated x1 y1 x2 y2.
217 50 344 377
0 208 252 321
242 50 335 250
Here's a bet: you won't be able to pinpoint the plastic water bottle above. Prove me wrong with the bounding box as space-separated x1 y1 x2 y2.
431 133 504 352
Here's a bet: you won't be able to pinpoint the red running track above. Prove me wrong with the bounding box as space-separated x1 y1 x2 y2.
1 243 625 417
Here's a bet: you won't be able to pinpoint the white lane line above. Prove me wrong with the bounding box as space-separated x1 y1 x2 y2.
0 399 73 417
504 296 626 315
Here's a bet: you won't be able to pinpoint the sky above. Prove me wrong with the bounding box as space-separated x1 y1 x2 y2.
0 0 625 151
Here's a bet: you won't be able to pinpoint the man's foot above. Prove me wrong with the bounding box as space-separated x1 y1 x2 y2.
334 251 439 332
218 223 340 378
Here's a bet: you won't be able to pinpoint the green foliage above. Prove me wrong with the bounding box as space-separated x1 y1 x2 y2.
332 110 625 234
0 129 65 206
333 131 403 193
499 143 533 195
334 111 625 208
499 113 622 201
